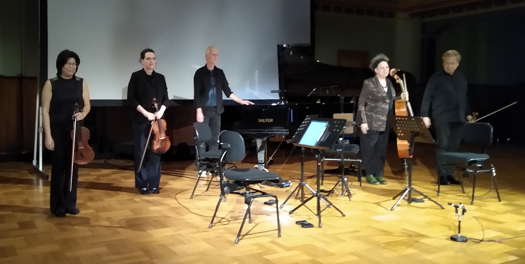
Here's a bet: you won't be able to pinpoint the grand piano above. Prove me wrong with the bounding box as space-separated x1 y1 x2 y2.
222 44 391 169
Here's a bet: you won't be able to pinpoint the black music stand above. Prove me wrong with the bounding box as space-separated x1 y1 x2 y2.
390 116 444 210
284 117 346 227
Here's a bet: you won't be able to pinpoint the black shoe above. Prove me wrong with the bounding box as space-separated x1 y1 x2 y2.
447 176 460 185
439 177 450 185
139 187 149 194
52 210 66 217
66 208 80 215
150 187 160 194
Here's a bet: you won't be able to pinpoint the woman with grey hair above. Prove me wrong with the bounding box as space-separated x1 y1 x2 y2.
357 54 396 184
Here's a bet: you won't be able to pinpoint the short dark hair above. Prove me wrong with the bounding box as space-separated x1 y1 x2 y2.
56 49 80 77
140 48 155 60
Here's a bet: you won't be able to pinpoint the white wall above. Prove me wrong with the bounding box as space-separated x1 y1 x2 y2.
48 0 310 100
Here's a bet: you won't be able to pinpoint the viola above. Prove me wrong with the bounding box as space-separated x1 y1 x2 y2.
390 68 413 159
70 103 95 165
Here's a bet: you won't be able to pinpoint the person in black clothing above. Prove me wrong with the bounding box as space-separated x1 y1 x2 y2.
127 48 169 194
193 46 253 177
42 50 91 217
421 49 472 185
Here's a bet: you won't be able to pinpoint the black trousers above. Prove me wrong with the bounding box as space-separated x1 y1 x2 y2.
434 121 465 178
360 130 389 177
133 121 161 189
50 123 79 215
203 107 221 152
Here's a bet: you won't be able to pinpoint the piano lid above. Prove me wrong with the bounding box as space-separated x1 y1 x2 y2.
278 44 373 99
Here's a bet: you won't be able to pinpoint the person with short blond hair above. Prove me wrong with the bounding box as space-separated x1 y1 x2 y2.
421 49 470 185
193 46 254 177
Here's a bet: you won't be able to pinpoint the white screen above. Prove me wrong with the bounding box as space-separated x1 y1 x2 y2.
48 0 310 100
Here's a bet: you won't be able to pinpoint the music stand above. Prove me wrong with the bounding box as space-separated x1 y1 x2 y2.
390 116 444 210
284 117 346 227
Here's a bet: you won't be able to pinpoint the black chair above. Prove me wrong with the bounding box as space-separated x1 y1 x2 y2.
438 122 502 204
209 130 281 244
319 114 362 200
190 122 222 199
320 140 362 200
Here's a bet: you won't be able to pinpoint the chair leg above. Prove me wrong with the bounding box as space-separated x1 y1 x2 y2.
490 164 502 202
235 198 254 244
437 174 441 197
205 173 215 191
471 172 477 205
209 195 225 228
274 195 282 238
190 172 202 199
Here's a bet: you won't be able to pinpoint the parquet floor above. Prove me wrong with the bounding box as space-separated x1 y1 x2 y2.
1 143 524 263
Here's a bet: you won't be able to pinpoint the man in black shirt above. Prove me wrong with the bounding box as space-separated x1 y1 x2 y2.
421 49 471 185
193 46 253 176
127 48 169 194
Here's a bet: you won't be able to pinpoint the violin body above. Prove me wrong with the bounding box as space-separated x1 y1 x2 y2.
71 125 95 165
151 118 171 154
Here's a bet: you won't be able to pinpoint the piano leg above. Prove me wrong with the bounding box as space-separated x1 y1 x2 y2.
255 137 268 171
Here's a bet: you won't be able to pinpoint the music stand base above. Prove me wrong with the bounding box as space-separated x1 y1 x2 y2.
390 186 444 211
450 234 468 242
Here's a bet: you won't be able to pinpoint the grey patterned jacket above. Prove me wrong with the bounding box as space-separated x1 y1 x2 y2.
357 76 396 132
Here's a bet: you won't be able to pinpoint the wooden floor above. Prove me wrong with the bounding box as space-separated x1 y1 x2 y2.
1 143 525 264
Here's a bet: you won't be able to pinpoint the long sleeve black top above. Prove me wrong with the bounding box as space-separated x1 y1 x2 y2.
420 70 469 123
193 65 233 114
127 69 169 122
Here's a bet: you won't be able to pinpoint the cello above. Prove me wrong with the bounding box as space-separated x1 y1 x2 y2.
390 69 413 158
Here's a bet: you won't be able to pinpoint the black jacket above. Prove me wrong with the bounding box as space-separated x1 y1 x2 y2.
193 65 233 114
420 70 468 123
126 69 169 123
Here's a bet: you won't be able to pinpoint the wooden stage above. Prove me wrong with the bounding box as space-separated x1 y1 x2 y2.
1 143 524 263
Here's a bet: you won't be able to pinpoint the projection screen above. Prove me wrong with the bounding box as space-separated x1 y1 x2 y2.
47 0 310 100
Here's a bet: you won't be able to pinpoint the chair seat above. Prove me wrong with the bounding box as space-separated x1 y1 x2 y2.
225 168 280 182
324 143 360 156
199 149 222 160
440 151 489 167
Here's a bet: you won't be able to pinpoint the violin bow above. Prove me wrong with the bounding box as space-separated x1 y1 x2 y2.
137 98 158 173
473 101 518 123
69 103 79 192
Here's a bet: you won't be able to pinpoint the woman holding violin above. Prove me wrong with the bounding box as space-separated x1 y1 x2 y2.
357 54 396 185
42 50 91 217
127 48 170 195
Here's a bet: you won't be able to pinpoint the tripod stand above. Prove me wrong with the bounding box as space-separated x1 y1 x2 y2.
281 147 315 207
390 116 444 210
289 150 345 227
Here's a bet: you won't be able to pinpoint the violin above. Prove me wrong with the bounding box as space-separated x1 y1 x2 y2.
68 103 94 192
150 98 171 154
137 98 170 173
390 68 413 158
